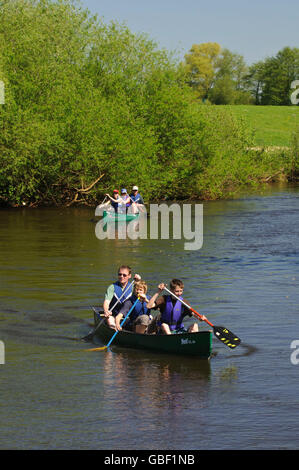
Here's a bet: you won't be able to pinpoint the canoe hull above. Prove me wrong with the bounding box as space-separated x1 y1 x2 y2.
93 310 212 359
103 210 139 222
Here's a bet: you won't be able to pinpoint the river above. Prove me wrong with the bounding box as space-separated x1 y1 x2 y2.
0 184 299 450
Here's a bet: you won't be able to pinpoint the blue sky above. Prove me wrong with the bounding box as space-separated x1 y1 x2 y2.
80 0 298 65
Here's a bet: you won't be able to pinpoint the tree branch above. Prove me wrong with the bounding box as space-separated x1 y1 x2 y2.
75 174 105 193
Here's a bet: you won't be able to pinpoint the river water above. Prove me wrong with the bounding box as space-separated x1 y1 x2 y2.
0 184 299 450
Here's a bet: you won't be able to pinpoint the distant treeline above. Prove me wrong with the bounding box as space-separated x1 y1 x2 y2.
0 0 298 207
183 43 299 105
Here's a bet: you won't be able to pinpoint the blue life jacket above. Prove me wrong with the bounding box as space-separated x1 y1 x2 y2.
160 295 185 331
126 294 150 324
111 200 119 212
109 281 133 315
130 192 142 203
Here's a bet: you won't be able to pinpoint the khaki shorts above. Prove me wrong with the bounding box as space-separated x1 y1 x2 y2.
134 315 150 326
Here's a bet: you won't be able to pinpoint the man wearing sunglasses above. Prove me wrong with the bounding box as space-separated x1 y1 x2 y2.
103 265 141 329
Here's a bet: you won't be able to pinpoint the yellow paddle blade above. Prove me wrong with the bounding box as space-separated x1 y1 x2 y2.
85 346 108 351
214 326 241 348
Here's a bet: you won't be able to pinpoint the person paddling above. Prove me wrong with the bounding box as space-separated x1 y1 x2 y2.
129 185 145 214
105 189 122 212
103 265 141 329
115 280 152 334
146 279 206 335
129 185 144 205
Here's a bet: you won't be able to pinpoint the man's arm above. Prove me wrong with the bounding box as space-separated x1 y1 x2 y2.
103 284 114 317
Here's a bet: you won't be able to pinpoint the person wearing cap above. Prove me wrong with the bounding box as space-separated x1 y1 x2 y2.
129 185 144 205
129 185 145 214
105 189 122 212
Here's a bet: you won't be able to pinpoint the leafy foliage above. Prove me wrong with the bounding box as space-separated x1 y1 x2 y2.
248 47 299 105
183 43 253 105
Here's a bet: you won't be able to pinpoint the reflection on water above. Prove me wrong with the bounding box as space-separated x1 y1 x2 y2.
102 348 211 390
217 365 238 383
100 348 211 444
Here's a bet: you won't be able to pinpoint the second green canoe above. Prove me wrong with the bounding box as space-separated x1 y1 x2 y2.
103 210 139 222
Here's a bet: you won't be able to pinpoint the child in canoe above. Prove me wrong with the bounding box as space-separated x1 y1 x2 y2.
146 279 206 335
115 280 152 334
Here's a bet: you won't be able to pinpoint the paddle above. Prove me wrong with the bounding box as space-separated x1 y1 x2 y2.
163 286 241 349
86 297 140 351
81 279 135 341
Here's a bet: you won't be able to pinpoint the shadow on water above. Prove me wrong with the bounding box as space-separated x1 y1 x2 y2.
0 308 92 345
0 326 82 345
27 311 83 324
222 342 259 359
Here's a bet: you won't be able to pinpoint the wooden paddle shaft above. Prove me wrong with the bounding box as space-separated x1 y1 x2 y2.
163 286 214 328
189 307 214 328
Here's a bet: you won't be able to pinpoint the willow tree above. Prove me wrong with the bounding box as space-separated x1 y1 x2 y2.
0 0 104 204
183 42 221 100
208 48 252 104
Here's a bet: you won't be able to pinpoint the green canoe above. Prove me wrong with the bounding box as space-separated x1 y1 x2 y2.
103 210 139 222
92 309 212 359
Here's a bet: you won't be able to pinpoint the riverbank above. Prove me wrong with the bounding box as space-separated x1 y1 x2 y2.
1 103 298 208
2 180 299 209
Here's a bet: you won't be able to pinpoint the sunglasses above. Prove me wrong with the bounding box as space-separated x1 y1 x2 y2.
118 273 128 277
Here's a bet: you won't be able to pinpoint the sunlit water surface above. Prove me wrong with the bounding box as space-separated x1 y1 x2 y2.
1 184 299 449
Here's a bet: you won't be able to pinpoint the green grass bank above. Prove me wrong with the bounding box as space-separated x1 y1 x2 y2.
220 105 299 147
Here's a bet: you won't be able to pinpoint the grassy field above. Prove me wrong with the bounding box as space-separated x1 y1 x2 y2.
219 105 299 147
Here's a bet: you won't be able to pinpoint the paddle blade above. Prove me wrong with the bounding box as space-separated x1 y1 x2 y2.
85 346 108 352
213 326 241 349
